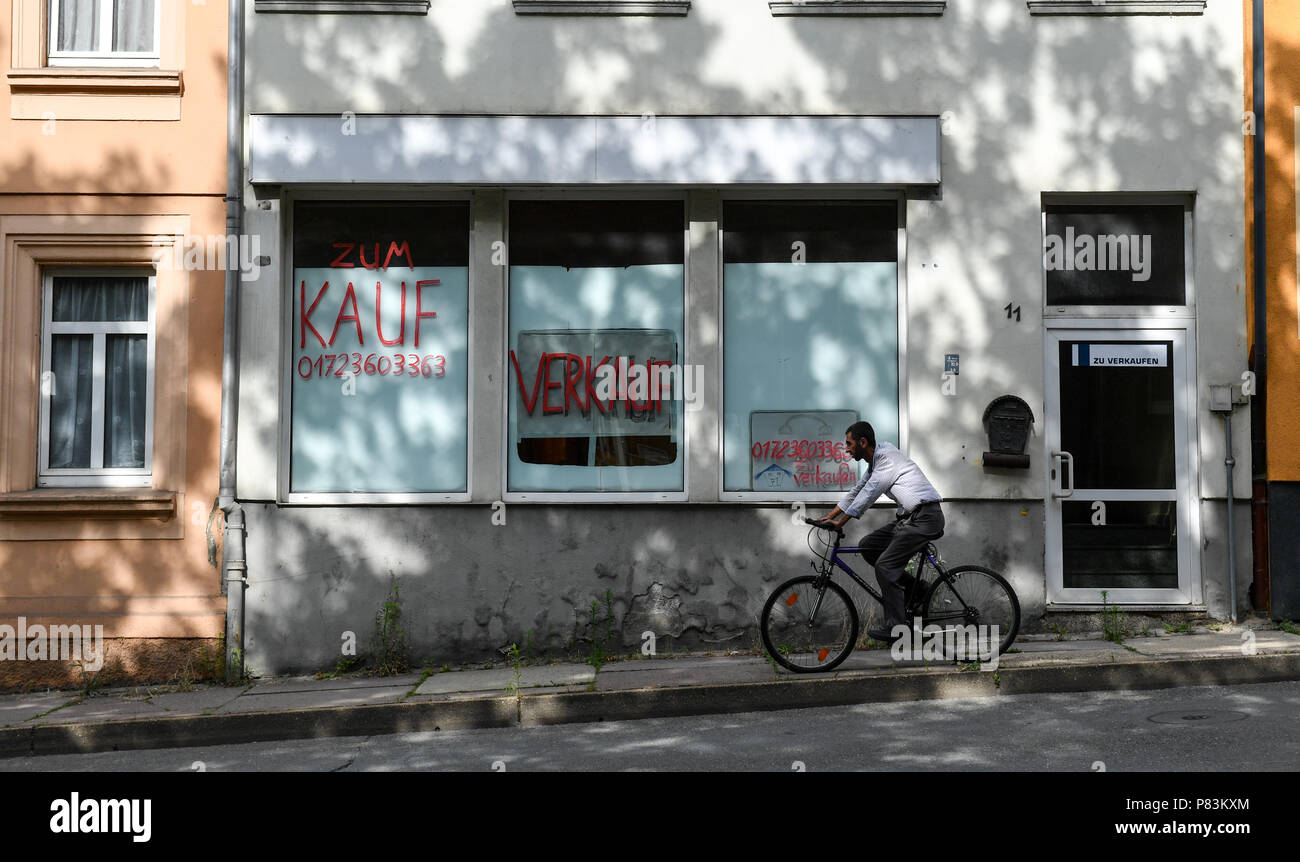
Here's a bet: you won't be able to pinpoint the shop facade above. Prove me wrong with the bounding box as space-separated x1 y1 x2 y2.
235 0 1248 674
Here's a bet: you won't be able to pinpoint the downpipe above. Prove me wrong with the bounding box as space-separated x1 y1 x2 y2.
1225 413 1237 624
1249 0 1270 616
219 0 246 682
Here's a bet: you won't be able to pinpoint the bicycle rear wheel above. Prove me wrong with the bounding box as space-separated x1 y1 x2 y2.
921 565 1020 658
760 576 858 673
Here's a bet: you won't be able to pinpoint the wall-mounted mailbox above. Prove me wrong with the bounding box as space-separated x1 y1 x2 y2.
982 395 1034 469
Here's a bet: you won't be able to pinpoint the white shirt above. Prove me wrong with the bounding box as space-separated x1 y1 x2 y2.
837 441 942 518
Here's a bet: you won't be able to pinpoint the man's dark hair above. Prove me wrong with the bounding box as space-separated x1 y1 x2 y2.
846 421 875 447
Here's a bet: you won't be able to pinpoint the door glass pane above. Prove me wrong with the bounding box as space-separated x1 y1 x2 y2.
1058 341 1174 490
1063 500 1178 590
104 334 147 468
112 0 155 52
1044 204 1185 305
56 0 100 52
49 335 94 469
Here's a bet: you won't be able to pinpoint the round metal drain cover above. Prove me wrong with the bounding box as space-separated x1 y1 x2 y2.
1148 710 1249 726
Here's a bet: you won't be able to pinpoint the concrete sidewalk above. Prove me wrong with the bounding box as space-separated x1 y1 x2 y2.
3 625 1300 760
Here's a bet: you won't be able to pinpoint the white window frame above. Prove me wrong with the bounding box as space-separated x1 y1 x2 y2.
1041 192 1196 320
38 269 157 487
502 190 691 504
278 191 475 505
47 0 162 67
718 191 908 503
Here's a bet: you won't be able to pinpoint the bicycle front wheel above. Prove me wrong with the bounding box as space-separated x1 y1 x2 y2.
760 576 858 673
922 565 1020 658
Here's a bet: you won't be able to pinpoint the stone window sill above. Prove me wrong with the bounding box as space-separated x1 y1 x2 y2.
255 1 430 12
0 489 177 520
1026 1 1205 14
7 68 183 96
770 1 946 15
513 1 691 15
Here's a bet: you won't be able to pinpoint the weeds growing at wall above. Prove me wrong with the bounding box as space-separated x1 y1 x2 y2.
371 581 410 676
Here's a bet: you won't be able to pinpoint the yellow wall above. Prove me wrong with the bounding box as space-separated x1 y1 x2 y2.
1264 0 1300 480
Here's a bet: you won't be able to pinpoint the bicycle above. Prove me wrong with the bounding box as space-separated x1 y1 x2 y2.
759 517 1020 673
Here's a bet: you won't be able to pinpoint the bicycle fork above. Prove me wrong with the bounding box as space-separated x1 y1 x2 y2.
805 577 830 628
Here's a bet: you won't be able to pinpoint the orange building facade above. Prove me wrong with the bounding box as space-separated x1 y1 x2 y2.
0 0 228 687
1252 0 1300 619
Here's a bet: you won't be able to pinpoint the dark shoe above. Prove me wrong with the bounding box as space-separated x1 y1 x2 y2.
867 627 903 643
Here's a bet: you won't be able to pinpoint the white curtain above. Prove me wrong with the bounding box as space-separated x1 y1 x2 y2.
48 276 148 470
56 0 99 53
112 0 154 53
49 335 93 469
104 335 147 468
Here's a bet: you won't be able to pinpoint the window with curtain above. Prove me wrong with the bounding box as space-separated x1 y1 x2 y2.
48 0 159 65
39 272 155 486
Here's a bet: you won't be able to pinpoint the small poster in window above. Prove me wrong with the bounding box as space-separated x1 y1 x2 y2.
749 410 860 492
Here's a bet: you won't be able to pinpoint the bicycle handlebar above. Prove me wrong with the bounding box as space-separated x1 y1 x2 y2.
803 517 843 535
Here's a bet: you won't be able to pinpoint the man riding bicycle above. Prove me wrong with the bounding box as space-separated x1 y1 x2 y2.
816 421 944 643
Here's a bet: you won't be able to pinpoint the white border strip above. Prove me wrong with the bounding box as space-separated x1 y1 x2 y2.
249 115 941 187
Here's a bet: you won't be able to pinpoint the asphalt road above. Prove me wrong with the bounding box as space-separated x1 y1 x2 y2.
5 679 1299 772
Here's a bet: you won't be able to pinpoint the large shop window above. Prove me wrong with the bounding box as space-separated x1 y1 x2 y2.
38 271 155 487
1044 203 1186 306
290 202 469 495
508 201 685 493
723 201 899 494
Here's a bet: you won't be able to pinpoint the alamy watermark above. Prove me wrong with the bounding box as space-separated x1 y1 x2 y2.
1043 228 1153 282
152 233 263 280
890 618 1001 671
0 617 104 671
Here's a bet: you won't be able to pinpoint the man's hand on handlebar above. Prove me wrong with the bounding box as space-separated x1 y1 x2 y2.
804 516 844 534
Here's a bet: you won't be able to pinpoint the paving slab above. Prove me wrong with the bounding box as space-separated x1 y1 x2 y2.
999 647 1146 668
249 673 424 695
0 693 74 726
408 684 589 703
414 663 593 695
142 686 250 717
30 696 166 725
596 659 775 690
598 656 748 674
217 685 413 714
1126 631 1300 658
1012 639 1118 653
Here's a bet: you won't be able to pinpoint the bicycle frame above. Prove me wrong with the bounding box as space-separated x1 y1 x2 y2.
811 528 941 614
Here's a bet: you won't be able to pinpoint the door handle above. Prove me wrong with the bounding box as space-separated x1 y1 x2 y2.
1051 451 1074 498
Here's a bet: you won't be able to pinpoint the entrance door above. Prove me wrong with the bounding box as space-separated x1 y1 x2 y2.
1044 328 1197 604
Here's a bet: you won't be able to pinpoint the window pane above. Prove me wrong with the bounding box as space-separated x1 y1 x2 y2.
52 275 148 322
56 0 100 52
112 0 155 52
1058 341 1175 490
1063 500 1178 590
723 201 898 492
290 202 469 494
104 334 147 468
508 201 685 492
1044 204 1185 305
49 335 94 469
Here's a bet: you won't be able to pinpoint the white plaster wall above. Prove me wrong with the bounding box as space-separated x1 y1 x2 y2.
240 0 1247 504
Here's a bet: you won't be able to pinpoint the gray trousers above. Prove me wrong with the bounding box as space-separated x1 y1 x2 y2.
857 502 945 629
